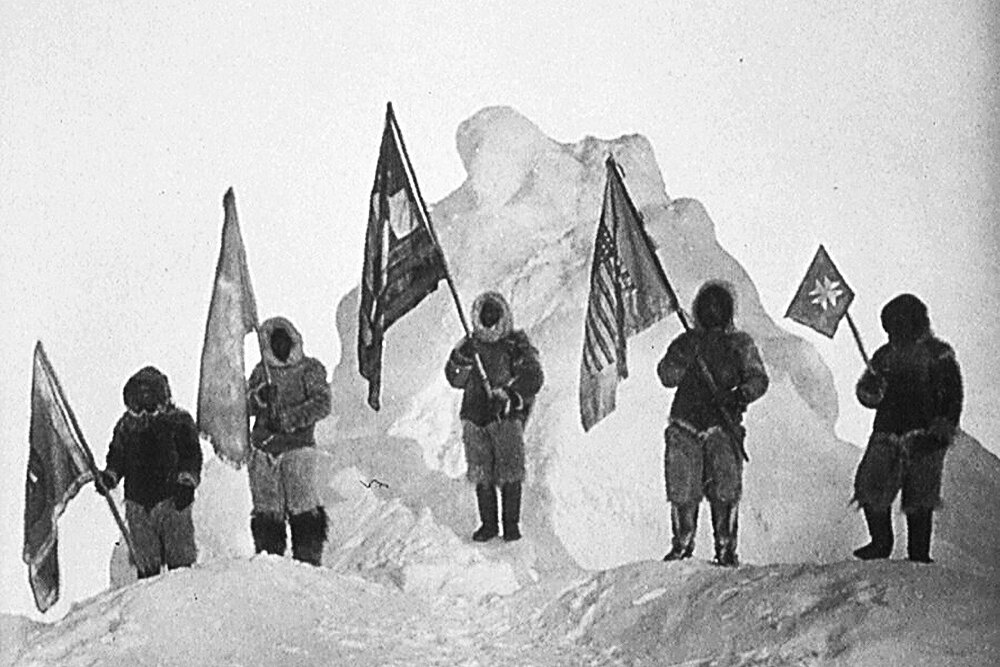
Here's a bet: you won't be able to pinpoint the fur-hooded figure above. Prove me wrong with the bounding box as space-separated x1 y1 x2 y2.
446 291 544 427
692 280 737 332
856 293 963 441
123 366 173 416
852 293 963 561
658 281 768 431
248 316 331 455
104 366 202 509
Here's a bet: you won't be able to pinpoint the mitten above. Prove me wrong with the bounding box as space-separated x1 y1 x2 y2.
173 482 195 511
94 470 117 496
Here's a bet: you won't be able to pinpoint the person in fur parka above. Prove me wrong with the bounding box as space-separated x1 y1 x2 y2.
445 291 544 542
657 281 769 567
96 366 202 578
852 293 963 563
246 316 332 565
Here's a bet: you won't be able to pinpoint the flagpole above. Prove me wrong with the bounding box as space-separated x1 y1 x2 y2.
38 347 146 572
386 103 493 392
844 310 872 370
609 156 748 461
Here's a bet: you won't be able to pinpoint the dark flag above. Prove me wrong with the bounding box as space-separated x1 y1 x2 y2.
785 245 855 338
359 103 448 410
197 188 260 464
580 157 678 431
24 342 94 612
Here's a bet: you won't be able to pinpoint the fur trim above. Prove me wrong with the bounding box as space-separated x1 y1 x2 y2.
692 280 737 331
123 366 172 413
471 292 513 343
176 471 199 488
259 316 305 367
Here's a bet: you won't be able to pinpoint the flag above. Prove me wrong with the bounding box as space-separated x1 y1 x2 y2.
359 103 447 410
784 245 855 338
24 342 94 612
197 188 260 464
580 157 678 431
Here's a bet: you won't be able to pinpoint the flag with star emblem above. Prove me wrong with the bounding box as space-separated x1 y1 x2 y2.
784 245 855 338
579 157 678 431
359 103 448 410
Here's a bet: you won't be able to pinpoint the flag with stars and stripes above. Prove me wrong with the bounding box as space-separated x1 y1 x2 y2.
579 157 678 431
358 103 448 410
785 245 855 338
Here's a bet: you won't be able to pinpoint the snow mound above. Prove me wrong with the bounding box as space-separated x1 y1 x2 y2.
8 558 601 667
538 559 1000 666
10 554 998 666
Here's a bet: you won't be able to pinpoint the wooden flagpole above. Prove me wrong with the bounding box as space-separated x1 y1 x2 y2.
38 347 147 572
609 156 748 461
386 103 493 392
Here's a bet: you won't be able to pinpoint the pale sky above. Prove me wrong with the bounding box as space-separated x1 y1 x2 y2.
2 1 997 618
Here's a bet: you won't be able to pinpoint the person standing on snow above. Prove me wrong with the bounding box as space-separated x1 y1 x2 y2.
445 292 544 543
852 293 963 563
246 316 332 566
658 281 769 567
96 366 203 578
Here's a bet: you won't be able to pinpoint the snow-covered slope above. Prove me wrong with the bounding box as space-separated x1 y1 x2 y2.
8 555 999 666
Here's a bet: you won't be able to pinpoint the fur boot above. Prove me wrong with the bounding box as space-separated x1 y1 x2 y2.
473 484 499 542
663 503 699 561
289 507 328 566
501 482 522 542
251 513 287 556
711 502 739 567
906 508 934 563
853 506 893 560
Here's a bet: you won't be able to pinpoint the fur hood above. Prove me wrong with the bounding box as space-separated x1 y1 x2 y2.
471 291 513 343
123 366 172 414
259 316 305 367
692 280 738 331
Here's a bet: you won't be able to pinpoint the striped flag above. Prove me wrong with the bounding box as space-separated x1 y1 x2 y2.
359 103 447 410
24 342 94 612
785 245 855 338
580 157 678 431
197 188 260 464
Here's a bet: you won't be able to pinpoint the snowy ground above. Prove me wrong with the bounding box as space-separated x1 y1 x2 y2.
5 548 998 666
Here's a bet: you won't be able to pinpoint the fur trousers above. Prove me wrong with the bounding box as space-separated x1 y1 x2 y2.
664 420 743 504
463 419 526 485
853 431 946 512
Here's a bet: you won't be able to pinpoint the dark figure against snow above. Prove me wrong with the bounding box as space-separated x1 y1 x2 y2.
658 281 769 567
247 317 332 566
96 366 203 578
852 294 963 563
445 292 544 543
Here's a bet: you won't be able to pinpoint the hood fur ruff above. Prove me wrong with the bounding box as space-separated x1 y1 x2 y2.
259 316 305 367
692 280 738 331
471 291 513 343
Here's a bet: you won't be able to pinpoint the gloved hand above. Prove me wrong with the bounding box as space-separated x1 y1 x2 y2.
928 417 955 447
718 386 746 410
450 337 476 366
857 371 887 405
487 386 512 419
94 470 117 496
254 384 279 407
173 482 195 511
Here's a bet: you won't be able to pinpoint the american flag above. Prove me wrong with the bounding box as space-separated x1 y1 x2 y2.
579 157 677 431
358 103 447 410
